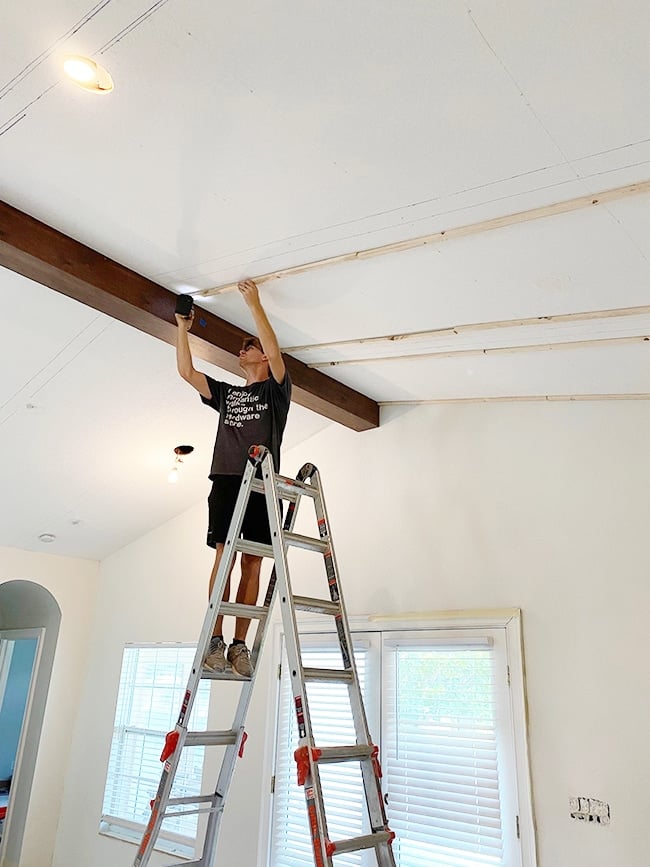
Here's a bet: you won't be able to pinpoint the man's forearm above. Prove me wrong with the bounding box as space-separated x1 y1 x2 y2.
249 299 281 358
176 326 195 380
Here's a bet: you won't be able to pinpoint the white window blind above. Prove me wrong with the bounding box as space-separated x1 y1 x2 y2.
383 637 502 867
101 645 210 856
270 643 369 867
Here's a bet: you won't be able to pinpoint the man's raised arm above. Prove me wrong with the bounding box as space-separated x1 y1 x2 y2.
175 311 211 398
238 280 286 384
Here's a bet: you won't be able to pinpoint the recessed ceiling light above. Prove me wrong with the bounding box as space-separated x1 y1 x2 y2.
39 533 56 543
63 55 114 94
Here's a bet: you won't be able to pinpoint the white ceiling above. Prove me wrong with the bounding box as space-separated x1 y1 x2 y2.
1 0 649 560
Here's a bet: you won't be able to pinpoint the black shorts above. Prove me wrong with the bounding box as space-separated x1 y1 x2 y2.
207 475 278 548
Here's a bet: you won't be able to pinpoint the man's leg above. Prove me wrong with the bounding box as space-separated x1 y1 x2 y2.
209 543 236 638
233 553 263 641
227 553 262 677
204 544 236 671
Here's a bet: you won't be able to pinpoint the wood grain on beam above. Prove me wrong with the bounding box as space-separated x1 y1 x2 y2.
0 200 378 431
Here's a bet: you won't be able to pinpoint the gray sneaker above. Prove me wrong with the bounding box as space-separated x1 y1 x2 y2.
227 643 253 678
204 637 226 672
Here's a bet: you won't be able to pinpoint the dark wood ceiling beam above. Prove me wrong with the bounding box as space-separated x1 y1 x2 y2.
0 200 378 431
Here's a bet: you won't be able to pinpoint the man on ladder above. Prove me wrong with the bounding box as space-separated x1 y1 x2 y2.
174 279 291 676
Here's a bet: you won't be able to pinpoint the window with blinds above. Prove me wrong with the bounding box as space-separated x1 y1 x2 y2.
269 628 522 867
100 645 210 858
383 637 502 867
270 644 370 867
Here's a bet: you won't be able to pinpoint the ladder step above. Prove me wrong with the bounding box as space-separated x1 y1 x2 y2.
303 667 354 683
218 601 269 619
184 730 238 747
235 533 328 556
166 795 214 806
284 531 329 553
163 804 217 818
330 830 394 855
200 668 251 682
316 745 375 763
234 539 274 558
293 595 340 615
251 476 319 500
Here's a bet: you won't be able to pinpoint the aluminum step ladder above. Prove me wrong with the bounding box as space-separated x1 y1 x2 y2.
132 445 396 867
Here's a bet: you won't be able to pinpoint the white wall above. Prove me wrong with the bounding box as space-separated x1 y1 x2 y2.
0 547 99 867
53 401 650 867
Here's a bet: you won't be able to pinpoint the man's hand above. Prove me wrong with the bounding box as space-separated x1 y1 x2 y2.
238 279 261 307
175 311 194 331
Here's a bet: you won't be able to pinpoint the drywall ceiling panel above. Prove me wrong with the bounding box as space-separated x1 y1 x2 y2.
0 270 103 413
1 0 562 281
467 0 650 159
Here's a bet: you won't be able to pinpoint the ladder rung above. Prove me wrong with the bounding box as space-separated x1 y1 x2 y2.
165 861 202 866
251 476 319 500
218 601 269 619
184 730 238 747
330 830 394 855
284 531 329 553
163 805 216 818
234 539 274 557
166 795 214 806
316 745 375 763
303 667 354 683
235 534 328 555
293 595 340 615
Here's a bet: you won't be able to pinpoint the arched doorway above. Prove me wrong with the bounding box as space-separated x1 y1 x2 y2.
0 581 61 867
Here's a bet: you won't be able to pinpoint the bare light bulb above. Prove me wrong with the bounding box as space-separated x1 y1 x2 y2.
63 55 114 93
64 57 97 83
168 467 179 484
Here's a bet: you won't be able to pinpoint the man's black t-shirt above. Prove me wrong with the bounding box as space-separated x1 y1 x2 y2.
201 373 292 476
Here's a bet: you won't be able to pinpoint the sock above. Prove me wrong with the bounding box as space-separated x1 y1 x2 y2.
231 638 246 647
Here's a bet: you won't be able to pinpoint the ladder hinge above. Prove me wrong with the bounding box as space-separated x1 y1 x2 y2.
270 775 275 794
506 664 511 687
516 814 520 839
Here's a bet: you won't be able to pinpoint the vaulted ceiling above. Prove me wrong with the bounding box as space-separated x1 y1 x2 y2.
1 0 649 559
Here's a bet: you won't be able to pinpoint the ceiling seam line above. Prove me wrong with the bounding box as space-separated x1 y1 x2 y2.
463 4 575 172
151 164 569 279
97 0 176 55
29 324 113 399
0 315 108 412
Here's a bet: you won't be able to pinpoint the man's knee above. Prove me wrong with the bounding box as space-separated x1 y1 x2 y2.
241 553 262 574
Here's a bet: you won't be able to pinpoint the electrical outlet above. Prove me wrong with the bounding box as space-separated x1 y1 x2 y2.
570 796 610 825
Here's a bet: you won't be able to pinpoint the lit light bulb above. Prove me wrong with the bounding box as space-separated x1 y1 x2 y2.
64 57 97 83
63 55 114 93
168 467 179 484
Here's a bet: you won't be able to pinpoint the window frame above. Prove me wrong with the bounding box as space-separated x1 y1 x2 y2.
258 609 537 867
99 642 211 860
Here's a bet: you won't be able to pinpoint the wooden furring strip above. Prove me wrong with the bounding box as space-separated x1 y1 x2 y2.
199 179 650 297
